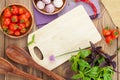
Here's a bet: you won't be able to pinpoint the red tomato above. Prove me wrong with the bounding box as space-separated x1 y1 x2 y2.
3 8 12 17
20 28 27 34
7 30 14 35
19 14 28 23
18 23 26 30
14 30 20 36
102 27 111 37
18 7 24 14
111 29 120 39
11 15 18 23
25 11 31 18
11 5 19 14
3 18 11 26
2 25 8 31
25 20 30 28
105 36 113 44
9 23 18 31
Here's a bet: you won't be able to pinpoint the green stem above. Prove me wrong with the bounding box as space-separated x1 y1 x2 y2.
55 49 80 57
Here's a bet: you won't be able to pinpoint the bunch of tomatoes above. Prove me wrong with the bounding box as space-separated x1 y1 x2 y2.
102 26 120 44
1 5 31 36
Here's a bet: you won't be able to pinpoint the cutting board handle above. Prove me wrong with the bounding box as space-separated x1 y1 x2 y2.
29 43 44 65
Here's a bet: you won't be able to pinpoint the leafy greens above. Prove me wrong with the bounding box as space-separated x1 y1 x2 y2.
69 42 116 80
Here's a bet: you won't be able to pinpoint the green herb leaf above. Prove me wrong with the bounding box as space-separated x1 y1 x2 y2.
71 57 78 72
79 49 91 58
72 74 82 80
69 42 115 80
88 67 99 78
28 34 35 46
98 57 105 64
83 77 91 80
78 59 90 71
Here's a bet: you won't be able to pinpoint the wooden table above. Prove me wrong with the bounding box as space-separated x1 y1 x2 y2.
0 0 120 80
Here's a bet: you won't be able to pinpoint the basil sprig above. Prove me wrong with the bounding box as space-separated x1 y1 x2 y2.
69 42 115 80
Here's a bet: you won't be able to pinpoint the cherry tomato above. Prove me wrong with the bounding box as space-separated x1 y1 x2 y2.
18 7 24 14
14 30 20 36
11 15 18 23
20 28 27 34
111 29 120 39
18 23 26 30
2 25 8 31
7 30 14 35
25 11 31 18
3 18 11 26
25 20 30 28
3 8 12 17
11 5 19 14
9 23 18 31
102 27 111 37
105 36 113 44
19 14 28 23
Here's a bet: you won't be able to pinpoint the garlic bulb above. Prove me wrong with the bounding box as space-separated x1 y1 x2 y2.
37 1 45 9
42 0 51 4
45 4 55 13
53 0 63 8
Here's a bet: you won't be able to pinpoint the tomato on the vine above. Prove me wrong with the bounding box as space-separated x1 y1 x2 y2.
102 27 111 37
105 36 113 44
111 29 119 39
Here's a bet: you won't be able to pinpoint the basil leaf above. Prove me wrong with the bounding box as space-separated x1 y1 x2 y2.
72 73 82 80
79 49 91 58
83 77 91 80
78 59 90 71
71 62 78 72
88 66 99 78
98 57 105 64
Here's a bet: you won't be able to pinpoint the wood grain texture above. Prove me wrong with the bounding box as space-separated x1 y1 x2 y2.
0 0 119 80
118 34 120 80
4 0 40 80
0 0 5 79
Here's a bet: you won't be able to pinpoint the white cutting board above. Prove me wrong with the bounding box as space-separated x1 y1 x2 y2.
28 5 101 70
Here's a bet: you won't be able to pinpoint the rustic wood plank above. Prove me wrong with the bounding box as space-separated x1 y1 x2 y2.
0 0 5 59
4 0 41 80
118 33 120 80
0 0 5 79
94 2 118 80
0 0 119 80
